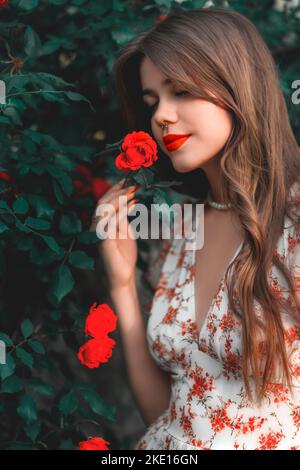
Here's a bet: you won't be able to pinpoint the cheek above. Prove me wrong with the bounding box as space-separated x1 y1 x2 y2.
194 102 232 142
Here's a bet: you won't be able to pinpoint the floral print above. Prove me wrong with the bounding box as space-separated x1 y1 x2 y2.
134 187 300 450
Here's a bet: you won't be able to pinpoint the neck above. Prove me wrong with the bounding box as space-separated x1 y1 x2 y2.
201 154 228 205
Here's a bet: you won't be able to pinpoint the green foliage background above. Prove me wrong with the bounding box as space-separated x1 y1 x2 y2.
0 0 299 450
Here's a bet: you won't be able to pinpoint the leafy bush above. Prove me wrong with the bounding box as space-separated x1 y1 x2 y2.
0 0 299 450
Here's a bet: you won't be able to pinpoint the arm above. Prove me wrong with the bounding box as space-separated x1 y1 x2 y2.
110 280 171 427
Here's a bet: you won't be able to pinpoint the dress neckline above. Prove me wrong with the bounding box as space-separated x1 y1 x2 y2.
190 237 244 340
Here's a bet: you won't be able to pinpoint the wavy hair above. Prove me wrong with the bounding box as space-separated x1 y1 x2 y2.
111 7 300 405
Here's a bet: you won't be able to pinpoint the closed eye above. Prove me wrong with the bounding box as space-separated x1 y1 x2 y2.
145 91 189 112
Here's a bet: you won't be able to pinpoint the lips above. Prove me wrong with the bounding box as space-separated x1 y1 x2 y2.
163 134 192 151
163 133 191 144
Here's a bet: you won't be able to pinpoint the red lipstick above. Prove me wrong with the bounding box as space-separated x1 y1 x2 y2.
163 134 192 151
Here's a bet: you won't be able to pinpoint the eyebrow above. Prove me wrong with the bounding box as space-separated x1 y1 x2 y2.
142 78 173 97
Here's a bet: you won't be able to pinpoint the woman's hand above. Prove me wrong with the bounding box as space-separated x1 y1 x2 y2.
89 178 139 290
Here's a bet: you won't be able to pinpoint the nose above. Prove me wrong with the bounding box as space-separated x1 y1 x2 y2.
153 100 178 129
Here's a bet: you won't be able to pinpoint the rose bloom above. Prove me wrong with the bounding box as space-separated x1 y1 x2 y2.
77 337 116 368
115 131 158 172
0 0 8 8
72 164 111 201
0 171 13 183
85 302 117 339
78 437 110 450
92 177 111 201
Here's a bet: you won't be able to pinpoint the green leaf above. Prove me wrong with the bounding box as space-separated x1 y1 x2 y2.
26 195 55 219
48 0 66 4
73 382 96 392
65 92 95 111
0 117 10 124
6 72 73 93
153 188 176 226
28 340 45 355
27 378 54 396
0 332 13 347
15 236 34 252
0 222 9 233
50 265 74 303
59 439 74 450
1 375 23 393
81 389 116 421
3 106 22 126
15 219 31 233
21 318 33 338
59 212 82 234
50 310 61 321
23 129 61 150
152 180 184 189
19 0 39 10
24 217 51 231
68 251 95 269
0 354 16 380
77 231 99 245
58 174 73 197
53 180 64 204
24 419 40 442
59 391 78 416
0 200 10 210
41 235 62 255
13 197 29 214
24 26 42 59
17 395 38 424
29 244 63 265
16 348 34 368
133 167 155 187
111 26 136 47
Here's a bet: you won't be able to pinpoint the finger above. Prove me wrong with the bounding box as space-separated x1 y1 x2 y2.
100 197 138 240
116 198 139 239
94 178 126 202
96 188 137 212
97 183 136 205
92 196 137 238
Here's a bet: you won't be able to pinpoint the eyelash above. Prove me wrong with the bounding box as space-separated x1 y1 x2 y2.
147 91 188 112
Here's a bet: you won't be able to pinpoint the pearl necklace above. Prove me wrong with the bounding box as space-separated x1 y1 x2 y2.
205 190 232 210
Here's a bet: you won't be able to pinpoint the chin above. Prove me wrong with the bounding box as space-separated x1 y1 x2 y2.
171 162 195 174
170 155 203 173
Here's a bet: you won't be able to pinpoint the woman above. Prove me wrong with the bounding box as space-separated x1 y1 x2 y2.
91 8 300 450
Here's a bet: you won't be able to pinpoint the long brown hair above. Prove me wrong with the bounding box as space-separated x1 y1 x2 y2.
111 7 300 405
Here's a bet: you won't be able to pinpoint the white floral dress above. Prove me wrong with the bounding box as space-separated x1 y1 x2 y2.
134 187 300 450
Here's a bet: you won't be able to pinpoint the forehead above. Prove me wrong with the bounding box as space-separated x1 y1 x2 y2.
139 56 172 89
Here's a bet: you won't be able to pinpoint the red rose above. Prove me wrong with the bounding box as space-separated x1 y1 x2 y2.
73 164 111 201
0 171 13 183
85 302 117 339
155 14 168 24
91 177 111 201
78 437 110 450
115 131 158 172
78 209 91 226
72 164 93 196
77 337 116 368
0 0 8 8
